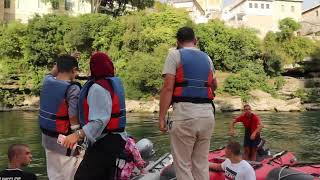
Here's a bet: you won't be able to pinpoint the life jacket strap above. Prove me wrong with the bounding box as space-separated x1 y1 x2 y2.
172 97 213 104
111 110 125 118
175 80 210 87
102 127 125 134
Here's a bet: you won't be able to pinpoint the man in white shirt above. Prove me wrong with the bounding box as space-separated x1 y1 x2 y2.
210 141 256 180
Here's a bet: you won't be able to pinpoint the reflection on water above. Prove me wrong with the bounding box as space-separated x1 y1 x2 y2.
0 111 320 179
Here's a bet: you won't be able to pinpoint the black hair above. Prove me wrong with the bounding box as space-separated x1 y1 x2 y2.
176 26 195 43
56 55 79 73
226 141 241 156
8 144 29 162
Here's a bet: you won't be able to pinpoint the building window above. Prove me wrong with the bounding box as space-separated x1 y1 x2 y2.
291 6 295 12
281 5 285 12
249 3 252 8
65 0 72 11
254 3 258 8
52 1 59 9
4 0 10 8
316 10 319 17
261 4 264 9
266 4 270 9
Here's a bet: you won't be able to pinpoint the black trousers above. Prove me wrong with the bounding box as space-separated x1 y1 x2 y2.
74 134 126 180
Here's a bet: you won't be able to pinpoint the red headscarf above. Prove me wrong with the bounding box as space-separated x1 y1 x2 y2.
89 52 115 96
90 52 115 78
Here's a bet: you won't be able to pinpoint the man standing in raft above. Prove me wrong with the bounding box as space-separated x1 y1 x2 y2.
229 104 264 161
159 26 217 180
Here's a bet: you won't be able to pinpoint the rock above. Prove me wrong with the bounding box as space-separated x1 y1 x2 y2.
280 77 305 97
140 99 159 113
126 99 159 113
248 90 277 111
22 96 39 107
248 90 302 112
303 103 320 111
275 98 302 112
126 100 141 113
214 96 242 112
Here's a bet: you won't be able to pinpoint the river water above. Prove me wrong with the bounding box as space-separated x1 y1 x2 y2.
0 111 320 179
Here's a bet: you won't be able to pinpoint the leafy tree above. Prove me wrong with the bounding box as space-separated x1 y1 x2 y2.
196 20 261 72
0 22 27 59
24 14 71 67
277 17 301 41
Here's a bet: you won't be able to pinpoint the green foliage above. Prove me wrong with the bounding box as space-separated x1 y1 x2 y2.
278 18 301 40
0 22 27 59
274 76 285 90
24 14 71 67
196 20 261 72
223 65 275 100
262 19 317 75
0 5 319 103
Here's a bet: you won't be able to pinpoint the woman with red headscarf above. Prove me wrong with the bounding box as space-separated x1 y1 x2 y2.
62 52 127 180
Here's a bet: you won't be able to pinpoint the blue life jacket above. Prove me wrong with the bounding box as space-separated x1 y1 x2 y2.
172 49 214 104
79 77 126 133
39 75 80 137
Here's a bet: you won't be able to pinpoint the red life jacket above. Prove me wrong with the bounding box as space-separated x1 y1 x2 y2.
79 77 126 133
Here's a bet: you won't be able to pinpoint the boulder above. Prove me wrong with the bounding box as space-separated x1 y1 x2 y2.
22 96 39 107
214 96 242 112
280 77 305 97
303 103 320 111
248 90 302 112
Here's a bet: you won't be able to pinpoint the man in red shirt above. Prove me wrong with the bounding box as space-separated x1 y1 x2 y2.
229 104 264 161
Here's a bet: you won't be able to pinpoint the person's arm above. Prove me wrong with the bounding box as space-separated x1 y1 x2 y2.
212 76 218 91
62 84 112 148
229 115 243 136
208 56 217 92
66 85 81 127
159 50 178 132
209 163 223 171
159 74 175 132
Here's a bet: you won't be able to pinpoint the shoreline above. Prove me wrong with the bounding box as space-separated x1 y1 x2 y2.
1 98 320 113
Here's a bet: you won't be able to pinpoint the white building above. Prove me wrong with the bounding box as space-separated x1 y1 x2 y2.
222 0 303 37
1 0 91 23
167 0 223 23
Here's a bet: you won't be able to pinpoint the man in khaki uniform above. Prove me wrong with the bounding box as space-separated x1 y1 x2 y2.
159 26 217 180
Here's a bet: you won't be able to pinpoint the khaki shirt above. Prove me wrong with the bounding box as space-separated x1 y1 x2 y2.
162 47 215 121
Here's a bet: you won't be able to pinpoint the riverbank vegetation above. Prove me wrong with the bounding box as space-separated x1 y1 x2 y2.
0 3 319 107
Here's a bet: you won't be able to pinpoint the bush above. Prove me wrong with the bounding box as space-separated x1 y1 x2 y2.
274 76 285 90
0 21 27 59
223 67 275 100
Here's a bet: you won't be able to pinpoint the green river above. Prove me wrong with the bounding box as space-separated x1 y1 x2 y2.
0 111 320 179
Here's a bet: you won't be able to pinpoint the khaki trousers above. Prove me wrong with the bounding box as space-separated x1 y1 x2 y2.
168 115 215 180
45 149 83 180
